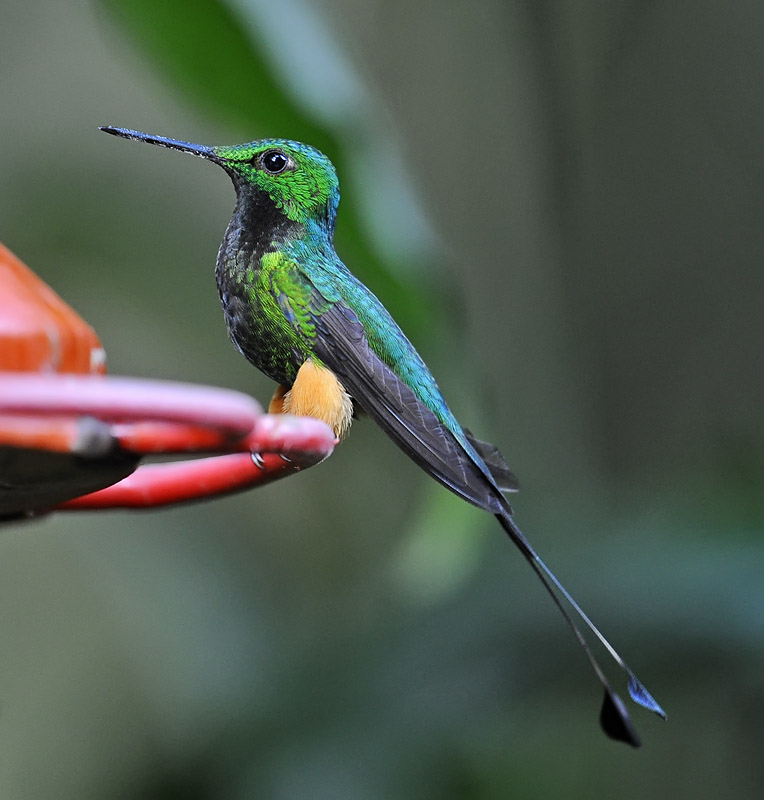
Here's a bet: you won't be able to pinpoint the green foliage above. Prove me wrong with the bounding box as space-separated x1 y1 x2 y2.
99 0 328 143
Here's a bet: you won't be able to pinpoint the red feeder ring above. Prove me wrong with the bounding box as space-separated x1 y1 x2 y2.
0 243 335 520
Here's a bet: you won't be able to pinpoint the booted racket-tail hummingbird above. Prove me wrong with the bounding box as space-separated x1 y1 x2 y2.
101 125 666 746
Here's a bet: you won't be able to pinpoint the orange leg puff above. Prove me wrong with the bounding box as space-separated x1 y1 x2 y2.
268 359 353 440
268 384 289 416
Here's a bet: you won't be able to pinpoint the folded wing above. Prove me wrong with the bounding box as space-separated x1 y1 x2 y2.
313 303 508 514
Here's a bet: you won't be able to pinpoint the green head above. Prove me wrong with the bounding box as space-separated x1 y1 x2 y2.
100 126 339 229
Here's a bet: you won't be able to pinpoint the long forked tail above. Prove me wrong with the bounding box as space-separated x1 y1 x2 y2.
495 511 666 747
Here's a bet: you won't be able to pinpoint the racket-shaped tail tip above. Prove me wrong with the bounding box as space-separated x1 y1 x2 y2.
627 674 667 720
600 688 641 748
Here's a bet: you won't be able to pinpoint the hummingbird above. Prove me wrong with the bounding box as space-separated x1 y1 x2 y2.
100 125 665 746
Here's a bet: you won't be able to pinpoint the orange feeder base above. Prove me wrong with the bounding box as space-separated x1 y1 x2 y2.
0 242 105 374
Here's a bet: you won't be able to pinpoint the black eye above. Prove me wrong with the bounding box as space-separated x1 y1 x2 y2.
261 149 289 174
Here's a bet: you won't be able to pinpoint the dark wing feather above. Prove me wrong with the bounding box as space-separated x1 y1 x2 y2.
462 428 520 492
313 303 507 513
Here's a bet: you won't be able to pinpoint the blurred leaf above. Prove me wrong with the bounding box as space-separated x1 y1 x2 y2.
99 0 328 146
391 487 485 606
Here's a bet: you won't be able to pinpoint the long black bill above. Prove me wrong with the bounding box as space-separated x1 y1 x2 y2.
99 126 219 162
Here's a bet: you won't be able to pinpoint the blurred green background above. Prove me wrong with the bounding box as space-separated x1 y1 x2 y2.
2 1 763 797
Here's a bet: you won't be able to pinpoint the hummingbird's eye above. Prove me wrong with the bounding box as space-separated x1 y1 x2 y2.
261 150 289 175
